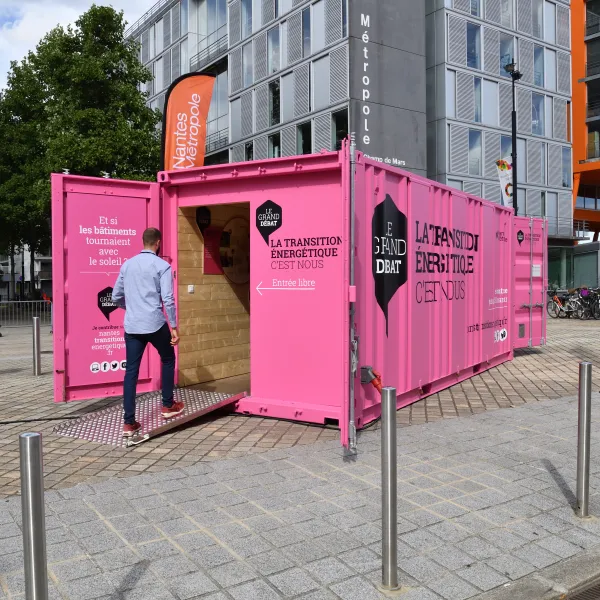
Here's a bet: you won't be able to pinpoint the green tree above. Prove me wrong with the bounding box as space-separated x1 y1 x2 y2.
0 5 160 297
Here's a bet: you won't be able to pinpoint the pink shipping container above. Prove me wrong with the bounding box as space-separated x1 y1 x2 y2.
52 145 547 448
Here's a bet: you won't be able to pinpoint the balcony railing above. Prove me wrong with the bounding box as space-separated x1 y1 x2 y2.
205 129 229 154
125 0 174 40
190 28 228 73
545 217 588 239
587 99 600 119
587 12 600 36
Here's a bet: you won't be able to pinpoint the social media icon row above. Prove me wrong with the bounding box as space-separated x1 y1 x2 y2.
90 360 126 373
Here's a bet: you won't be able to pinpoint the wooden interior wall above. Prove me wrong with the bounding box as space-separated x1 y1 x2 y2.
177 204 250 386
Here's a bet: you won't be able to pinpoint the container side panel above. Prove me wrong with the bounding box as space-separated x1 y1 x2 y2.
355 157 513 425
52 177 161 402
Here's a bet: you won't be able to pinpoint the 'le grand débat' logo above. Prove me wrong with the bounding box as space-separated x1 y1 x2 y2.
372 194 408 336
98 287 118 321
256 200 282 245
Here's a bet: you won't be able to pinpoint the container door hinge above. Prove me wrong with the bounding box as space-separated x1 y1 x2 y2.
351 334 359 376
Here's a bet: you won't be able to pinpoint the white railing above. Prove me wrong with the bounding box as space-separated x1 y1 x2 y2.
0 301 52 328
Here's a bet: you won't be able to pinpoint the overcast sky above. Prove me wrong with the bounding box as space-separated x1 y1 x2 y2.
0 0 151 91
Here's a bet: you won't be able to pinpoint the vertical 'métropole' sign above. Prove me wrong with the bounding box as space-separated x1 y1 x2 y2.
161 73 216 171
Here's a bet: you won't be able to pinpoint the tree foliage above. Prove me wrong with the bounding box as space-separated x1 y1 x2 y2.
0 4 161 280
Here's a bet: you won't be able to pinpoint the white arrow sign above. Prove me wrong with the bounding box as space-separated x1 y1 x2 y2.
256 281 316 296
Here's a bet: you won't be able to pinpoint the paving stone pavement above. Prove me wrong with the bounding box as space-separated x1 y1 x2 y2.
1 319 600 497
2 393 600 599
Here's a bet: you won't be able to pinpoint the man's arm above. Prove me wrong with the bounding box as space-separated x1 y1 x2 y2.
112 268 126 308
160 266 177 329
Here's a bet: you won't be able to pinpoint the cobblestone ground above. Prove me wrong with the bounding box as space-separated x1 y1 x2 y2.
0 319 598 497
1 394 600 600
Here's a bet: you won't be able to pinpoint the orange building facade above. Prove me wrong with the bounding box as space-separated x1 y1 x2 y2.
573 0 600 240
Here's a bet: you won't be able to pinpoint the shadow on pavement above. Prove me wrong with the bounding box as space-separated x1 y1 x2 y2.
543 458 576 509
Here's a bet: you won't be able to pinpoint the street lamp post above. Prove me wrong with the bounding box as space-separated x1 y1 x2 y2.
504 61 523 216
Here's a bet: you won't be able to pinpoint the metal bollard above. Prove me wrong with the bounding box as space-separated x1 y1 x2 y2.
32 317 41 376
20 433 48 600
381 387 399 592
576 362 592 518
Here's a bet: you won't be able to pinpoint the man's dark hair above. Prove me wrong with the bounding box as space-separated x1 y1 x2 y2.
142 228 162 246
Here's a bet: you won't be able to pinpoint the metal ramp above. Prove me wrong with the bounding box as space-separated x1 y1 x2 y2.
54 388 245 448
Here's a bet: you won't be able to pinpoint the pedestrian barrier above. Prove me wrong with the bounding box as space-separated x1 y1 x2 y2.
33 317 42 376
577 362 592 518
0 301 51 328
20 432 49 600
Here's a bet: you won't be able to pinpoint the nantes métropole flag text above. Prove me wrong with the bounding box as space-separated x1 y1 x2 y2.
161 73 216 171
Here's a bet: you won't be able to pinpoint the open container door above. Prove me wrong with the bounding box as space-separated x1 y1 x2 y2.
513 216 547 349
52 174 169 402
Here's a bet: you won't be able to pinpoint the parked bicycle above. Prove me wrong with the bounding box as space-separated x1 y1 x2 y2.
547 288 600 320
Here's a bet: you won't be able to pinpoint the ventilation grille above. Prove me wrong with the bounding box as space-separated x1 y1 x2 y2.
163 49 172 89
141 30 150 63
231 144 244 163
229 0 242 46
484 131 501 179
325 0 343 45
457 71 475 121
294 63 310 117
241 91 254 138
330 46 348 103
314 113 332 153
557 5 570 49
548 144 562 188
558 192 572 235
517 0 532 35
519 39 534 85
230 48 243 94
527 140 542 184
281 126 296 156
483 27 500 75
554 97 567 141
255 84 269 132
557 52 571 95
527 189 542 215
288 12 303 65
499 83 512 129
517 88 532 134
254 136 268 160
485 0 501 24
453 0 470 12
172 5 181 43
448 16 467 66
262 0 275 25
164 10 172 48
450 125 469 174
171 44 181 82
463 180 482 196
254 32 267 81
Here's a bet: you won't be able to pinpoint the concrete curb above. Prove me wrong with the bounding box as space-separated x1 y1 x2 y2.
478 542 600 599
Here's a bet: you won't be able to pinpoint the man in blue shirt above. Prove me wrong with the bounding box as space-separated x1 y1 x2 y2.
112 227 183 437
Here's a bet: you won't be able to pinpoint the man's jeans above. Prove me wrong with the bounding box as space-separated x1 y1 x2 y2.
123 324 175 425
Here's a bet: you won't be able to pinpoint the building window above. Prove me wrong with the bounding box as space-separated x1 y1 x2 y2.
501 135 512 160
268 27 280 74
474 77 482 123
545 96 553 137
181 0 189 34
545 1 556 44
154 57 163 92
181 40 188 75
482 79 499 126
269 132 281 158
545 48 556 90
312 56 330 111
269 80 280 126
540 191 546 216
242 0 252 39
447 179 463 191
562 147 571 188
533 0 544 38
302 7 311 58
155 19 164 54
149 25 156 59
534 45 544 86
281 72 294 122
245 141 254 161
588 121 600 159
332 109 348 150
501 0 512 28
297 121 312 154
500 34 513 77
202 0 227 50
206 68 229 141
342 0 348 37
470 0 481 17
446 70 456 118
517 138 526 184
466 23 481 70
532 93 545 136
468 129 482 176
242 42 253 88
